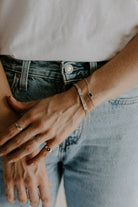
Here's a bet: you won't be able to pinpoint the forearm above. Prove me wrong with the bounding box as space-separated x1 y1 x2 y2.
77 34 138 109
0 61 17 130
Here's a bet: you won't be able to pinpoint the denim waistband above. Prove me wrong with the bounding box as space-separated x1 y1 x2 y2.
0 55 108 76
0 55 108 90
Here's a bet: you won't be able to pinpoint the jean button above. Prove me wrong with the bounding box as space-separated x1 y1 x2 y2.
65 64 73 74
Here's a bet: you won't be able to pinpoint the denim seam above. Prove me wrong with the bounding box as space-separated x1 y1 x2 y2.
10 73 18 91
108 97 138 104
19 60 31 91
89 62 97 73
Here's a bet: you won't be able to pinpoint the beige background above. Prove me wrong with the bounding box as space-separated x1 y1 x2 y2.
55 178 67 207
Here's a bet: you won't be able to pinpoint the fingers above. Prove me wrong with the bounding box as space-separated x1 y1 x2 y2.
3 157 15 203
39 182 52 207
38 171 52 207
6 132 50 163
26 180 40 207
8 96 39 113
0 112 31 146
5 180 15 203
16 180 28 204
0 124 38 157
27 139 58 165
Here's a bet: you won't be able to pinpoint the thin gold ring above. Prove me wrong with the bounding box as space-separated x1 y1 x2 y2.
15 122 23 131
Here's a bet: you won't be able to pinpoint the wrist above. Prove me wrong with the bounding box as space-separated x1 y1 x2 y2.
66 86 86 118
76 79 96 111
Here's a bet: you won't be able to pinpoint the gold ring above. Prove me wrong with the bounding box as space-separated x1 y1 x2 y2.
15 122 23 131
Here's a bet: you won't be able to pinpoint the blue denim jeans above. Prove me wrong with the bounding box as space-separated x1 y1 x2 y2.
0 55 138 207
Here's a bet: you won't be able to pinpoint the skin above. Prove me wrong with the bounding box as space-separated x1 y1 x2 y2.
0 62 52 207
0 34 137 165
2 154 52 207
0 33 137 205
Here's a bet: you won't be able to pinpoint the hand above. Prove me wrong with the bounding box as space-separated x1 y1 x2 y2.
0 110 51 207
0 86 85 164
2 152 52 207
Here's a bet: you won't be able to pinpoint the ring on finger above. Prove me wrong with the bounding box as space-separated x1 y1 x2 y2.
15 122 23 131
44 145 52 152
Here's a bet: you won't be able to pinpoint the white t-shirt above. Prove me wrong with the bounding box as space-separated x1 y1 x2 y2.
0 0 137 61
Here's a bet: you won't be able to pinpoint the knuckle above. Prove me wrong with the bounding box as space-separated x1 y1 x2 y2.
4 175 12 183
52 135 57 141
47 129 54 138
8 128 14 137
3 148 9 154
24 177 30 184
37 120 45 130
27 112 35 121
25 177 33 187
15 137 21 146
14 177 22 185
25 144 33 153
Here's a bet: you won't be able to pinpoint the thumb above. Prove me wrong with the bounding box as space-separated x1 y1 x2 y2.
7 96 39 113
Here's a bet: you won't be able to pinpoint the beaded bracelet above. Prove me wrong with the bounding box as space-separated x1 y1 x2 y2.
84 78 95 109
73 83 89 116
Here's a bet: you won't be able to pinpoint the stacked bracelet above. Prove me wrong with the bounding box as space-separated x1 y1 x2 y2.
73 78 95 116
84 78 95 109
73 83 89 116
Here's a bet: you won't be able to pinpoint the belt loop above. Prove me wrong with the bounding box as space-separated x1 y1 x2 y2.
89 62 97 74
19 60 31 91
60 60 66 85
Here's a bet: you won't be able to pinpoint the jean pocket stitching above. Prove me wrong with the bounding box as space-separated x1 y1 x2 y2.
10 73 20 94
108 97 138 105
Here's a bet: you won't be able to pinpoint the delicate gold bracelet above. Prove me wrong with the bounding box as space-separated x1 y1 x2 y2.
73 83 88 116
84 78 95 109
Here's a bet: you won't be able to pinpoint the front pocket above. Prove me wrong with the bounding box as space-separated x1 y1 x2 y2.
108 86 138 105
5 70 19 93
108 96 138 105
5 70 15 89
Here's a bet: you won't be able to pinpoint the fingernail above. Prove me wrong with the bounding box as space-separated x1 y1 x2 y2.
0 152 4 156
27 160 34 166
8 96 16 101
8 198 16 203
30 162 34 166
10 96 15 99
8 95 12 100
8 159 13 163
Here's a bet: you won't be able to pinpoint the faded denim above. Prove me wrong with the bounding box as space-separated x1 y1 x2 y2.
0 55 138 207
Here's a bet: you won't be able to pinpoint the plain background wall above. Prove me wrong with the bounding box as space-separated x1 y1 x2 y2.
55 178 67 207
